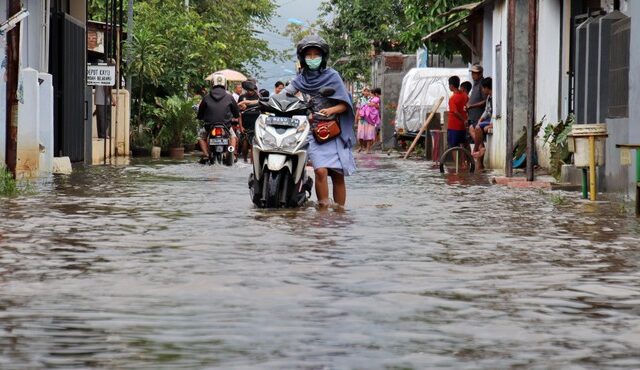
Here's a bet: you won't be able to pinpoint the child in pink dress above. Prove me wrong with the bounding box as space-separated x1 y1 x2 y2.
356 88 373 152
360 88 381 153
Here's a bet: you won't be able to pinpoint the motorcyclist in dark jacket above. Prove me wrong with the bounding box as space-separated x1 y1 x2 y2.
196 74 240 158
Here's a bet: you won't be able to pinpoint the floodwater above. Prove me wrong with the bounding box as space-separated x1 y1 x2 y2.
1 154 639 369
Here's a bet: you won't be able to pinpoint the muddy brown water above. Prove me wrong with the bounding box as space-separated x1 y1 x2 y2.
1 154 639 369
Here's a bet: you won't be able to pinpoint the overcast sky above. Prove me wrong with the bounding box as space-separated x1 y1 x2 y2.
255 0 324 92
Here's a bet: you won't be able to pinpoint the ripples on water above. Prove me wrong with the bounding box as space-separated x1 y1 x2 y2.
1 154 639 369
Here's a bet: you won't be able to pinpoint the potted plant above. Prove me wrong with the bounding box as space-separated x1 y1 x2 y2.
156 95 198 159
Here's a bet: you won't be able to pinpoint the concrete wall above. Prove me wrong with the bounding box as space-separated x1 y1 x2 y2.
487 0 508 171
16 68 41 178
5 1 57 176
627 1 640 190
1 2 7 166
91 89 131 159
535 0 563 170
560 0 572 120
21 1 47 71
482 3 494 74
626 0 640 193
375 53 415 149
71 0 87 23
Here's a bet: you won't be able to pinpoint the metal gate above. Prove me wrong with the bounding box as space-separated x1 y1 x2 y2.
50 12 86 162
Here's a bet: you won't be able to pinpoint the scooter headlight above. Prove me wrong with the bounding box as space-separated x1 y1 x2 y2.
261 131 277 149
281 133 299 150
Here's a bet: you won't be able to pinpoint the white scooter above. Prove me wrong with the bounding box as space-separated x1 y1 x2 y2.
248 91 326 208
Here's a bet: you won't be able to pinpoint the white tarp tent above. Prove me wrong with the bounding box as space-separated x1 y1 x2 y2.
395 68 470 132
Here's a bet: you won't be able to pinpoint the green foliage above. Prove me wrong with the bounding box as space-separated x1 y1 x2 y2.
0 167 18 196
551 194 567 205
399 0 478 56
318 0 478 82
543 114 575 180
281 20 324 58
318 0 406 82
155 95 199 148
110 0 277 151
513 118 544 160
0 167 35 197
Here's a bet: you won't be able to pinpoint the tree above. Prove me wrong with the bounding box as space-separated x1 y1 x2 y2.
318 0 406 82
110 0 278 150
399 0 479 58
128 26 164 128
318 0 477 82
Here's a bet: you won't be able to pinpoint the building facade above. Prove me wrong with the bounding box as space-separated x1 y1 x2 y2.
426 0 637 196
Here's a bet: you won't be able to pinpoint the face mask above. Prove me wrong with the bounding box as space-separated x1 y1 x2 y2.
305 57 322 70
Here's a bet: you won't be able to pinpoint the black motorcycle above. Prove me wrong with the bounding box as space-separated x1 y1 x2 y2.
204 122 234 166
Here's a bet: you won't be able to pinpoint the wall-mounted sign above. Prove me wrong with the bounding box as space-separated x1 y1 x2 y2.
87 64 115 86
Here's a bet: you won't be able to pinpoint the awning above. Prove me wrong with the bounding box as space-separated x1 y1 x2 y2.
439 1 483 17
421 13 476 43
421 0 491 43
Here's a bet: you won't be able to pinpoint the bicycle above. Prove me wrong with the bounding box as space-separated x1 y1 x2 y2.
439 146 475 174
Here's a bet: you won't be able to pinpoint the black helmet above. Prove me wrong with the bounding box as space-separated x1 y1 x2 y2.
296 35 330 70
241 80 257 91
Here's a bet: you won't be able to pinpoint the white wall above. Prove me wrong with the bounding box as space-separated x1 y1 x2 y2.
628 0 640 192
535 0 563 170
487 0 508 171
21 1 46 71
482 4 494 74
39 73 54 174
1 2 8 166
560 0 572 120
16 68 41 178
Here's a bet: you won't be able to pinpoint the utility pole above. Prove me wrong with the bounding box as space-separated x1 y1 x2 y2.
526 0 537 181
5 0 21 177
126 0 133 91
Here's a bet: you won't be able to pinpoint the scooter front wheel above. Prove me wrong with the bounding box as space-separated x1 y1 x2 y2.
264 170 285 208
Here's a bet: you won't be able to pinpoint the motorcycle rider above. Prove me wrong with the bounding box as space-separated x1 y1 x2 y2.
237 80 261 162
196 74 240 160
284 35 356 207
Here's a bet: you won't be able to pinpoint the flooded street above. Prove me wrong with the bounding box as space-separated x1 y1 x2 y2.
1 154 640 369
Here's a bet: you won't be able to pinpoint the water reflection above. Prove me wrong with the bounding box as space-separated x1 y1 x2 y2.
0 154 639 368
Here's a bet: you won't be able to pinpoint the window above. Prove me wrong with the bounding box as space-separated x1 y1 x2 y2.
494 43 502 118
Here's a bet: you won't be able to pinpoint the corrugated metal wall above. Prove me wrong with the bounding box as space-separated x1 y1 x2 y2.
607 17 630 118
574 11 629 123
51 12 86 162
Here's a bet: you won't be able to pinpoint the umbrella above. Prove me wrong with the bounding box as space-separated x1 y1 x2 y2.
205 69 247 82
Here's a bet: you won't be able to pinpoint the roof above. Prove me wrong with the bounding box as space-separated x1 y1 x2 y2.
422 12 476 43
439 1 483 17
421 0 490 43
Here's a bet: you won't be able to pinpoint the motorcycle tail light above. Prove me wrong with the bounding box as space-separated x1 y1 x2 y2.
212 127 224 136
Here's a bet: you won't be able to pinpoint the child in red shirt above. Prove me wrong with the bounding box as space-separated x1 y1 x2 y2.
447 76 468 148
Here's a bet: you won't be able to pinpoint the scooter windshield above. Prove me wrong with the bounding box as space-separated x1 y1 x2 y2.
261 94 308 116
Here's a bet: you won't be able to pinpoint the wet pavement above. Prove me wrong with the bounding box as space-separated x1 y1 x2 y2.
1 154 639 369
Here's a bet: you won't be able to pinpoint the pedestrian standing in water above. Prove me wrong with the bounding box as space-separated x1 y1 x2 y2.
363 87 381 153
356 87 374 152
466 64 485 138
285 35 356 207
447 76 468 150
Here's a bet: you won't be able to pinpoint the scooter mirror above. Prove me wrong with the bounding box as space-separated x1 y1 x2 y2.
319 87 335 97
